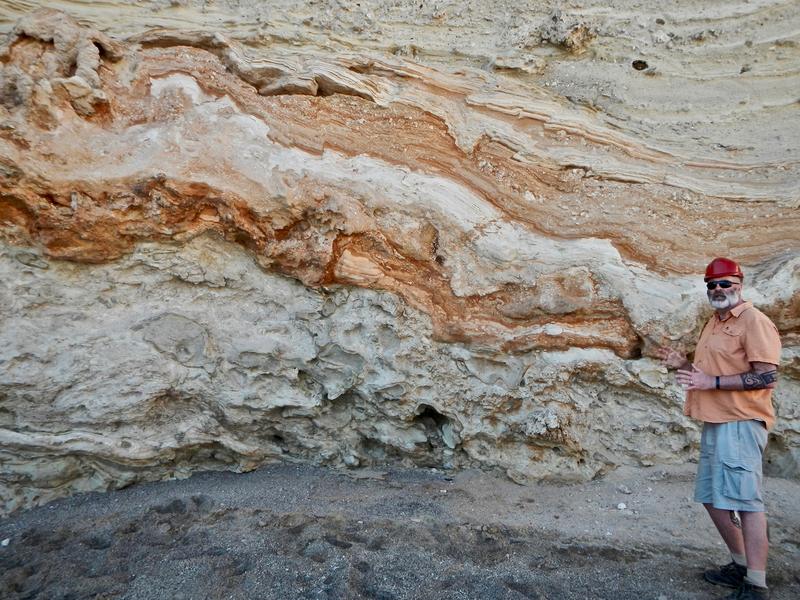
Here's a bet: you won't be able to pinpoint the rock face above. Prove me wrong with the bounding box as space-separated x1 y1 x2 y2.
0 3 798 514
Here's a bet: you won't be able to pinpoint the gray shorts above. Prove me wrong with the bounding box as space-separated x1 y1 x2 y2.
694 420 768 512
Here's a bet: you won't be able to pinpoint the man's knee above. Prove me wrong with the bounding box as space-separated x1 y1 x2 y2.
739 510 768 524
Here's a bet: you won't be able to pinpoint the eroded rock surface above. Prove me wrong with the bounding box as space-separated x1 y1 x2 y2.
0 4 798 514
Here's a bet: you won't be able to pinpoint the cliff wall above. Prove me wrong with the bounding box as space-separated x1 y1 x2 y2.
1 2 798 514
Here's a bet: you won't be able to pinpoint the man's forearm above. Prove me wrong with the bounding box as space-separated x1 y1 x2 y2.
717 369 778 390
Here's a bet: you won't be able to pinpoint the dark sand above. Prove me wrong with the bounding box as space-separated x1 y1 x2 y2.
1 463 798 599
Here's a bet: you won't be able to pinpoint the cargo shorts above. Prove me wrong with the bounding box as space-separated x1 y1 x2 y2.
694 420 768 512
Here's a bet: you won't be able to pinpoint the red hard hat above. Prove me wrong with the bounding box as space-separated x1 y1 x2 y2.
704 257 744 282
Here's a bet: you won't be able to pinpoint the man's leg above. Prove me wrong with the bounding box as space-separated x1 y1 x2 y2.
704 503 746 556
702 503 748 587
740 510 768 587
697 424 748 586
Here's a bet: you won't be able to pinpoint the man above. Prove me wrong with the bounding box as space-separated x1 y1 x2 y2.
657 257 781 600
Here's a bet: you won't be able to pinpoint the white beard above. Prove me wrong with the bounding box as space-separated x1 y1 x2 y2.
708 288 741 310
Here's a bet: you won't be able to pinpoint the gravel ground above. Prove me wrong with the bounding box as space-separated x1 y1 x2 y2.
1 462 798 600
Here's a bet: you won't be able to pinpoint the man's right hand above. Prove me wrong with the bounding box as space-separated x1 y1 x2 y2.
656 346 689 370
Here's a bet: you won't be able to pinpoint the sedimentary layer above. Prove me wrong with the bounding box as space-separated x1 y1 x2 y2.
0 4 798 514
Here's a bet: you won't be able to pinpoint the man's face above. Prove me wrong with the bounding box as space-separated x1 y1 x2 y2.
706 277 742 310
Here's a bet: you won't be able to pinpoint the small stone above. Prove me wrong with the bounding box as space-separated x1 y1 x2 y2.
302 540 331 563
617 485 632 495
617 503 627 510
1 538 9 547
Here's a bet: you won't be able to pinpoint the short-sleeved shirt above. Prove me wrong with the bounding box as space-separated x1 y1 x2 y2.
684 301 781 430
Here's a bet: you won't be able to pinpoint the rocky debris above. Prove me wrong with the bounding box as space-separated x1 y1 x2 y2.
1 463 799 600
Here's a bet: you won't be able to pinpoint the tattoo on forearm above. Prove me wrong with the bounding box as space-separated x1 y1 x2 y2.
741 370 777 390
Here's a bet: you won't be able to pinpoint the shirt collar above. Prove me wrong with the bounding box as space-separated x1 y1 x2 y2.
729 301 752 318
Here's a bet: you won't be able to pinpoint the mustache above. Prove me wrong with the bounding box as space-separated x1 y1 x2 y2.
707 288 740 306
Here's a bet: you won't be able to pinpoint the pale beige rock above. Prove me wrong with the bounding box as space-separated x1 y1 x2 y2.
0 4 798 514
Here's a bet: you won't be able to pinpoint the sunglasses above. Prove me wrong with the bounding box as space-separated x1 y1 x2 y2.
706 280 737 290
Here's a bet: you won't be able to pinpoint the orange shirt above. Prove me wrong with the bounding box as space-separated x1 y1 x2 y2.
684 301 781 430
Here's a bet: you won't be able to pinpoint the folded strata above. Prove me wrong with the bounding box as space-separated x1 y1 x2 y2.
0 6 798 514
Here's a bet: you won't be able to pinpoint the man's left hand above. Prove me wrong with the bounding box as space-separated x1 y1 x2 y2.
676 364 715 390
